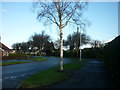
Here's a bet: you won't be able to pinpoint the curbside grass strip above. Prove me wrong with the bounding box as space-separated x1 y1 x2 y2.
1 57 47 66
31 58 47 61
19 62 86 88
1 61 29 66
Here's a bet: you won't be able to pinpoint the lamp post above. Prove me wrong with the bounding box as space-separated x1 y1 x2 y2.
77 27 82 61
80 28 82 61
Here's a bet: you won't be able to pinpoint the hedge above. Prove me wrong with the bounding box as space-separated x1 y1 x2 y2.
2 53 31 60
103 35 120 81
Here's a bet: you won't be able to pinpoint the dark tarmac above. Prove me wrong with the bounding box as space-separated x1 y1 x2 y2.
2 58 120 89
52 60 120 88
2 57 72 89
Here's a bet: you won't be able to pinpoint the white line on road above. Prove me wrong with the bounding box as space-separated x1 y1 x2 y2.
3 73 34 80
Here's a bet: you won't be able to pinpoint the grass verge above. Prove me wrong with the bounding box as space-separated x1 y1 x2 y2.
20 62 85 88
1 57 47 66
31 57 47 61
74 59 89 62
66 57 89 62
2 61 29 66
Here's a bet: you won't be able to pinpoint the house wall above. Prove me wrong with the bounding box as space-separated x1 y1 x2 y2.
0 49 2 58
0 48 10 57
2 51 9 56
1 43 14 56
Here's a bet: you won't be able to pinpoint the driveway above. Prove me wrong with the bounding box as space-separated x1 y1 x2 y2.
2 57 72 89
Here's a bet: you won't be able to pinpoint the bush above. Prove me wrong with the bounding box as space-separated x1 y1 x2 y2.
82 48 103 59
64 51 76 57
52 50 60 57
2 53 32 60
51 48 104 59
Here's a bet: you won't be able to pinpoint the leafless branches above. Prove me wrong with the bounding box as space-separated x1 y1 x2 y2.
34 1 88 28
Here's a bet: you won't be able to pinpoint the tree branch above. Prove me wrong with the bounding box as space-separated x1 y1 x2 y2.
38 2 59 26
62 5 78 28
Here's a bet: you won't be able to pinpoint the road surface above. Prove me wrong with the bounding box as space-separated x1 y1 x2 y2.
2 57 72 89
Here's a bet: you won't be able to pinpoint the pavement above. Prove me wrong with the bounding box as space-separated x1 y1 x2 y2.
52 60 120 88
2 56 72 89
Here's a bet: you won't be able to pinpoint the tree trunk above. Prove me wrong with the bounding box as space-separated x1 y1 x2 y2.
59 27 63 71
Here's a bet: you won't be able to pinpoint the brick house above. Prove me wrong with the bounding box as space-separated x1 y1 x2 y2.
0 42 13 57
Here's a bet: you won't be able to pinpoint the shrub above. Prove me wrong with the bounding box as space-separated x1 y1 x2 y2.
82 48 103 59
2 53 32 60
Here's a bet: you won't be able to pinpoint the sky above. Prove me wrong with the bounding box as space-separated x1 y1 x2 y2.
0 1 118 49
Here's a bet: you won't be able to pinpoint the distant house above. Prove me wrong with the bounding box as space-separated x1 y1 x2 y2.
0 43 13 57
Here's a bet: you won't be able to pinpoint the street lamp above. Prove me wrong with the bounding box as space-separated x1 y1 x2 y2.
77 27 82 61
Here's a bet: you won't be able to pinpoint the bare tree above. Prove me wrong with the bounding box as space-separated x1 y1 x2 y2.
29 31 50 55
12 43 21 53
90 40 104 48
33 0 88 71
66 31 90 57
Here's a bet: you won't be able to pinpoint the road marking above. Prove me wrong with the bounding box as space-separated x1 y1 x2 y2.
3 73 34 80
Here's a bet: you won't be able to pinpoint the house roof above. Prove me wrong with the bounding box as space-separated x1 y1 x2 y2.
0 42 12 51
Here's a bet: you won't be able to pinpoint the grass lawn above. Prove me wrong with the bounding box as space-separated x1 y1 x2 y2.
31 57 47 61
74 59 89 62
20 62 86 88
2 61 29 66
1 57 47 66
66 57 89 62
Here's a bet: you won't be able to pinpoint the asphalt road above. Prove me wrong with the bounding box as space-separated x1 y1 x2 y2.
2 57 72 89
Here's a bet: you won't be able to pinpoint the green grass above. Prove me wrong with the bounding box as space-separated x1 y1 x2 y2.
2 61 29 66
66 57 89 62
74 59 89 62
31 57 47 61
1 57 47 66
20 62 85 88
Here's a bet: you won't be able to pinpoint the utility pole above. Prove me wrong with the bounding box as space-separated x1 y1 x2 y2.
77 27 82 61
77 27 79 58
80 29 82 61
